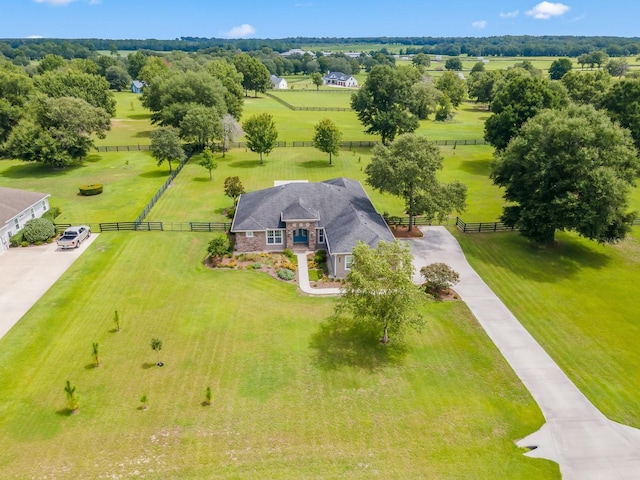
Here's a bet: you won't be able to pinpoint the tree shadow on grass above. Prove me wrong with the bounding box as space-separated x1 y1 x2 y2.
299 160 334 169
134 130 151 138
138 170 169 178
228 159 262 168
192 177 213 183
309 316 408 372
55 408 76 417
458 159 491 176
1 162 82 179
465 232 612 283
141 362 156 369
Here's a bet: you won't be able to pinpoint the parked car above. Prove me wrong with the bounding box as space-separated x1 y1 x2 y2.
56 225 91 249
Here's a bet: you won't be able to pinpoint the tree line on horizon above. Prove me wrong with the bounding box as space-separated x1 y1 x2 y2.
2 35 640 63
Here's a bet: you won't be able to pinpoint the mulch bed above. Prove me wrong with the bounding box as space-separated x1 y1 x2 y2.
391 226 424 238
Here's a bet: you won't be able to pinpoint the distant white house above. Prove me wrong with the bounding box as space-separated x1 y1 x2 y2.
280 49 315 58
131 80 145 93
270 75 288 90
322 72 358 88
0 187 50 253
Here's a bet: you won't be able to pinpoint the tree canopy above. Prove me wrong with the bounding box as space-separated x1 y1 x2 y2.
491 103 640 244
233 53 271 97
34 70 116 116
366 133 467 231
601 78 640 149
150 126 185 173
313 118 342 165
484 75 568 150
548 58 573 80
6 96 110 168
242 113 278 165
350 64 419 145
335 240 425 345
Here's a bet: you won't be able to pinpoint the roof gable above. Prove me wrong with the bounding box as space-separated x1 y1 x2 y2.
231 178 393 253
0 187 49 226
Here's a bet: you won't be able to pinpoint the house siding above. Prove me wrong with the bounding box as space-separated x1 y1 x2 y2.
332 253 350 278
0 197 50 253
234 231 285 253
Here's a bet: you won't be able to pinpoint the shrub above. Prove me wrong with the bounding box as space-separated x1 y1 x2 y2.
277 268 296 281
79 184 103 196
42 206 61 221
420 263 460 298
207 235 231 259
10 231 24 247
251 262 262 270
314 249 327 263
22 217 55 244
21 241 28 248
283 249 297 263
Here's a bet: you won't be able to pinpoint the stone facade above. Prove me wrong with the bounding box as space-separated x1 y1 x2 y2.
285 220 318 252
233 231 284 253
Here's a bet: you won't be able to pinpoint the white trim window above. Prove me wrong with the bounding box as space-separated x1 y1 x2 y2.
316 228 325 244
345 255 353 270
267 229 284 245
31 208 35 219
246 231 254 238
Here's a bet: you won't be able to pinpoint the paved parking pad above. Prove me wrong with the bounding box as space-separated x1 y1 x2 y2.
0 235 98 340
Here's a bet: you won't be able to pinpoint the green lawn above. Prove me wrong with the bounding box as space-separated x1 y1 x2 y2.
0 151 166 225
454 228 640 427
95 91 153 147
147 143 499 223
0 232 557 479
268 90 354 108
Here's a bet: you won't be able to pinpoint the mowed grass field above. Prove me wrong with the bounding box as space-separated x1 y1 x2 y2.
147 142 500 224
0 150 165 225
0 232 558 479
455 228 640 427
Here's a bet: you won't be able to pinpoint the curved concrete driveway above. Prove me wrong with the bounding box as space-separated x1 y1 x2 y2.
408 227 640 480
0 234 98 340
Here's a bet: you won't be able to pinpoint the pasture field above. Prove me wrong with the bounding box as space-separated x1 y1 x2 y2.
0 151 164 225
148 142 499 223
455 228 640 427
0 232 558 479
94 91 153 146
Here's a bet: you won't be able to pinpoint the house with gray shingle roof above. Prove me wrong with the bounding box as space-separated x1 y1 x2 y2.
0 187 51 252
322 72 358 88
270 74 288 90
230 178 394 278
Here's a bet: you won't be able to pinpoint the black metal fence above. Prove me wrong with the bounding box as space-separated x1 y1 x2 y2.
56 222 232 233
95 144 151 152
455 217 516 233
134 153 192 224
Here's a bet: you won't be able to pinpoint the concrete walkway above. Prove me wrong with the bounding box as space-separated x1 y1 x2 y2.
295 253 341 295
408 226 640 479
0 235 98 340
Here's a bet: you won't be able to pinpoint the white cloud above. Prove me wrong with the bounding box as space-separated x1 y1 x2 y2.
224 24 256 38
526 2 570 19
27 35 45 38
34 0 77 5
472 20 487 29
500 10 519 18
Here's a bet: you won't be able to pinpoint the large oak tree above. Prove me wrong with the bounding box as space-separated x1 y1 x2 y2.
491 104 640 244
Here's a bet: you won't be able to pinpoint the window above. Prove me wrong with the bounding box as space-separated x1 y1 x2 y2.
246 231 254 238
345 255 353 270
267 230 283 245
42 200 47 211
31 208 35 219
317 228 325 244
14 218 19 229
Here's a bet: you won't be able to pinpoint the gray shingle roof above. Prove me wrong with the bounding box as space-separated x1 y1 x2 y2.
0 187 49 226
231 178 394 254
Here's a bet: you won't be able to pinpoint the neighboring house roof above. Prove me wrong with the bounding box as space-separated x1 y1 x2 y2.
231 178 394 254
280 49 315 57
131 80 145 89
323 71 356 82
0 187 49 226
270 74 286 86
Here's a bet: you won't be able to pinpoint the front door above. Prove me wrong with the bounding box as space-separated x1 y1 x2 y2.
293 228 308 244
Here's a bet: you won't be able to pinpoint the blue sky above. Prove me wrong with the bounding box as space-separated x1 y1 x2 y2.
2 0 639 40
